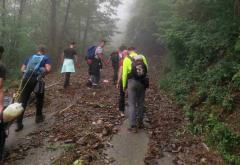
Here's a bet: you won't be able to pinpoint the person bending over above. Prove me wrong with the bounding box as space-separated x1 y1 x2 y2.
15 45 51 132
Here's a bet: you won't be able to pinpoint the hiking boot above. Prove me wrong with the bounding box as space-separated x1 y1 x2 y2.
15 124 24 132
92 84 101 89
92 83 98 86
120 112 125 117
35 115 45 123
86 81 92 88
128 126 138 133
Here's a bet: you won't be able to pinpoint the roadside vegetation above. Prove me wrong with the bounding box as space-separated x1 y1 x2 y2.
125 0 240 164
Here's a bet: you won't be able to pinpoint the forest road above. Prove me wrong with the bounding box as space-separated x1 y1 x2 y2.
3 64 223 164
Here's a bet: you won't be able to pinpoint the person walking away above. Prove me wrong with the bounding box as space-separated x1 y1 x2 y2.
108 51 120 85
116 46 128 117
15 45 51 132
0 46 6 162
90 40 108 86
61 42 79 89
85 45 96 87
122 47 148 133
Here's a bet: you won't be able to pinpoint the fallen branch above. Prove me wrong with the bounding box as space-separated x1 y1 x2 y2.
46 82 60 89
57 96 81 115
58 104 75 114
202 143 209 151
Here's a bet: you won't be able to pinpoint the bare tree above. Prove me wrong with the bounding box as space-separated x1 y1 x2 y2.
11 0 27 60
1 0 6 45
57 0 73 63
81 0 92 54
62 0 72 38
235 0 240 16
49 0 58 66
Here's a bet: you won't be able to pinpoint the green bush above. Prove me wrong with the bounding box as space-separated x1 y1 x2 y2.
127 0 240 163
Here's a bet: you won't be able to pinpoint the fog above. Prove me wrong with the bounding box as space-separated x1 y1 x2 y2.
110 0 136 48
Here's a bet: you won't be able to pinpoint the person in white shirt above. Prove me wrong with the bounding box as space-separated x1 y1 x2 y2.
90 40 108 86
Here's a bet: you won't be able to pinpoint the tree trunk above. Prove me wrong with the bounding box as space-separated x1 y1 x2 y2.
78 18 82 42
81 1 92 54
234 0 240 17
62 0 72 36
18 0 26 24
49 0 58 67
13 0 26 47
82 16 90 54
10 0 26 65
57 0 72 57
1 0 6 45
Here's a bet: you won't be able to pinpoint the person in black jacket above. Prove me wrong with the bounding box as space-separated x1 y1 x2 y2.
108 51 120 85
0 46 6 161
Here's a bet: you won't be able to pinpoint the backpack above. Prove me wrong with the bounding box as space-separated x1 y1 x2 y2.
24 54 44 78
86 46 97 60
129 55 147 79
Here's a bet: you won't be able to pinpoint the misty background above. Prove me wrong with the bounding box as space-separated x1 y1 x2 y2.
110 0 136 48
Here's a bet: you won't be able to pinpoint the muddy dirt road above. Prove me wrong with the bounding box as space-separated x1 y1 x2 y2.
3 65 224 165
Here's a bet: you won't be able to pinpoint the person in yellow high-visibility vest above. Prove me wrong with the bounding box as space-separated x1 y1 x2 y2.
122 47 148 133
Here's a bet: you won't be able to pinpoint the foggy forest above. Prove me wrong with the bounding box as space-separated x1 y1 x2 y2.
0 0 240 165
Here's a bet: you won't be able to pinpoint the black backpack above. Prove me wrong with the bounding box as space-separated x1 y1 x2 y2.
128 55 147 80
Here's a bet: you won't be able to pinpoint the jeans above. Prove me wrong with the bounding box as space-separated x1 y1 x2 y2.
17 78 44 126
0 122 6 160
119 80 125 113
64 72 71 88
128 79 145 127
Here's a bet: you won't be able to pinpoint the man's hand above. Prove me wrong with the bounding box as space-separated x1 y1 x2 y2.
116 83 119 89
104 60 109 66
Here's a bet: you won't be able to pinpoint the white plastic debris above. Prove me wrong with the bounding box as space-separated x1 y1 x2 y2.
103 79 109 83
3 103 24 122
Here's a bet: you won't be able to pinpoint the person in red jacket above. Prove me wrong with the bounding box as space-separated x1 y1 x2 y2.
116 46 128 116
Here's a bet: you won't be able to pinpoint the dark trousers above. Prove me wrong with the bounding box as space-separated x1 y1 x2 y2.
64 72 71 88
88 64 92 76
90 59 101 85
119 80 125 113
0 123 6 160
17 78 44 125
113 64 119 84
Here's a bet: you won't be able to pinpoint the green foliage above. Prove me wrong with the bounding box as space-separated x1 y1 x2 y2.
0 0 120 73
205 115 240 164
235 38 240 52
127 0 240 163
232 69 240 89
